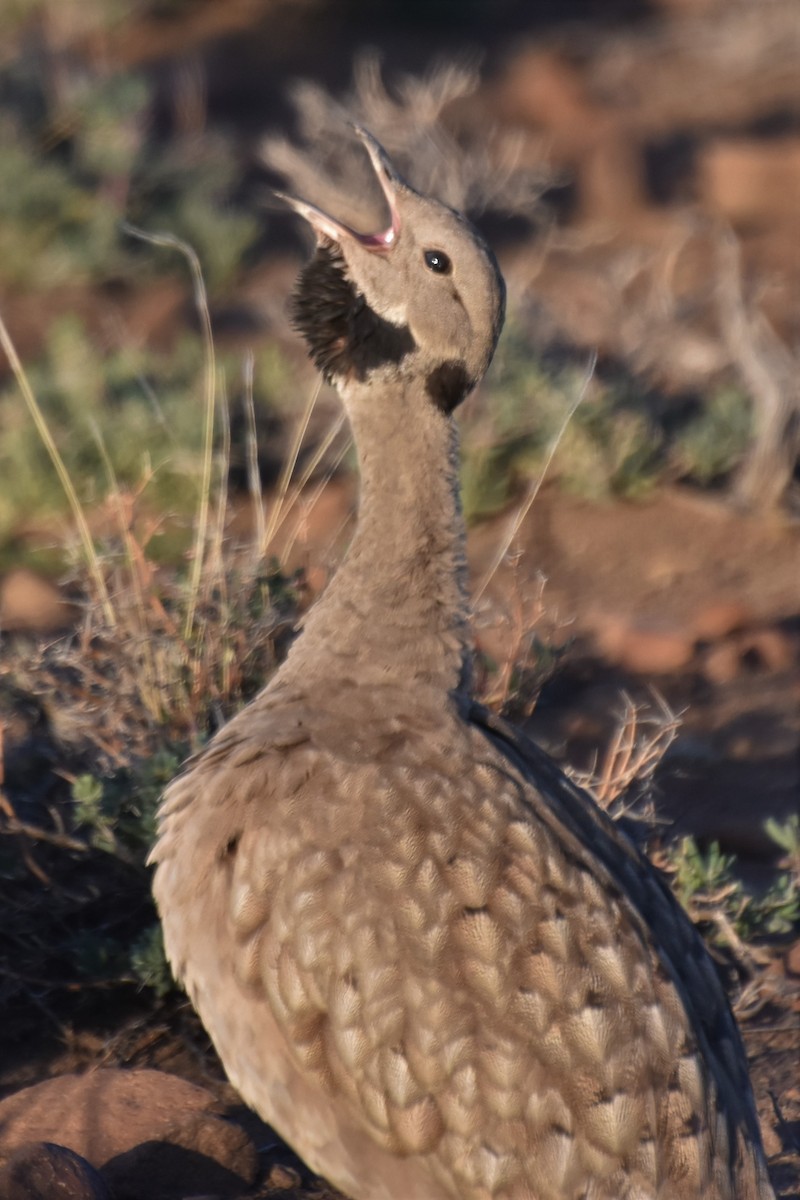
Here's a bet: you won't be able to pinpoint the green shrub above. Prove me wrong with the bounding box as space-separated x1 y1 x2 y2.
0 312 296 560
462 329 663 520
72 748 185 863
0 316 203 541
672 386 753 486
667 823 800 949
0 56 258 293
130 923 174 998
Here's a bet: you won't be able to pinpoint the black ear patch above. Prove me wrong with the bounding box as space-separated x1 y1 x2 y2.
425 361 473 415
292 243 415 382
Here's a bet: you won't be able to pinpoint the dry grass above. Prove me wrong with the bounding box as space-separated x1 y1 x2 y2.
0 233 349 1037
567 689 682 819
0 223 350 764
715 228 800 512
263 52 552 233
473 351 596 605
0 311 115 626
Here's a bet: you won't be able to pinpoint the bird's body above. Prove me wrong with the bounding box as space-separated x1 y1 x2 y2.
151 129 774 1200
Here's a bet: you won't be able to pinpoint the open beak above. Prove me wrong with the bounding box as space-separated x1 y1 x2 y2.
276 126 401 251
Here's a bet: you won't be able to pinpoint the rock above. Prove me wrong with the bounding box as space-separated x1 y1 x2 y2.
265 1163 303 1191
493 48 645 222
102 1111 258 1200
699 136 800 227
743 628 796 673
0 1069 259 1199
0 569 77 634
590 613 695 674
0 1069 212 1164
701 641 743 685
0 1142 109 1200
702 626 797 684
691 599 753 641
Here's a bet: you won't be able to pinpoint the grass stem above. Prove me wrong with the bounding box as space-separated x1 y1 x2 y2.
122 223 216 642
473 351 596 603
0 310 116 627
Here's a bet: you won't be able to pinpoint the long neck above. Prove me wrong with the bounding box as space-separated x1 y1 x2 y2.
279 371 472 696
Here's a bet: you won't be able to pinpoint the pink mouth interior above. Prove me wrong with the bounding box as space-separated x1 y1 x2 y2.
354 159 401 250
357 225 397 250
282 133 402 251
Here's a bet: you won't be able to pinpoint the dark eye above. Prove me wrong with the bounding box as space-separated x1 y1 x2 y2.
424 249 451 275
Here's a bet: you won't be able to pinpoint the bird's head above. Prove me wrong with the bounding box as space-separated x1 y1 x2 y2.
283 127 506 414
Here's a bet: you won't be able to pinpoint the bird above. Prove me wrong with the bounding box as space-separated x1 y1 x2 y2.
150 127 775 1200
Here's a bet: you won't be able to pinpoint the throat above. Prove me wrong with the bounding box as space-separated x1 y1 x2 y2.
292 242 415 384
282 375 472 695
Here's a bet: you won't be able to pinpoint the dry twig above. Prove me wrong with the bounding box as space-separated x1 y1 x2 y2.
568 690 681 815
716 228 800 511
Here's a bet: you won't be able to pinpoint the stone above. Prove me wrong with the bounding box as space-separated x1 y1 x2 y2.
102 1111 258 1200
590 613 695 674
699 136 800 227
0 569 77 634
691 600 753 641
702 641 743 685
0 1142 109 1200
743 628 796 673
0 1069 259 1200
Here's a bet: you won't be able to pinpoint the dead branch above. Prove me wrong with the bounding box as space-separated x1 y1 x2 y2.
568 690 681 813
716 229 800 511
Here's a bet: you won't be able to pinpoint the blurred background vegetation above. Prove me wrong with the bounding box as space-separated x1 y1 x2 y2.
0 0 798 577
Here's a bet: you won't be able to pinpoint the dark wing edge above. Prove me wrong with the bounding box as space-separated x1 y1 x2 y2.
467 700 768 1163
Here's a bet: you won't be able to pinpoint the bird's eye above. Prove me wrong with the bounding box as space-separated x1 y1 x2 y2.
424 249 452 275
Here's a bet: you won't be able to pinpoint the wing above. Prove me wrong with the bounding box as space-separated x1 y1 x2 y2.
151 692 772 1200
468 703 757 1102
466 701 771 1196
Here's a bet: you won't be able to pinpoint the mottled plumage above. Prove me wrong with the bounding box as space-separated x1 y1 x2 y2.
151 128 774 1200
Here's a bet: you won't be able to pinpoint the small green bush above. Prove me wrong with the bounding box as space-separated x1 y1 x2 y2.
462 329 663 521
672 386 752 486
0 313 296 561
0 55 258 293
667 822 800 948
130 924 174 998
72 748 185 863
0 316 203 542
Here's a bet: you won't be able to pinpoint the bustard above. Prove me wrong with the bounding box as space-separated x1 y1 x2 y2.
151 128 774 1200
